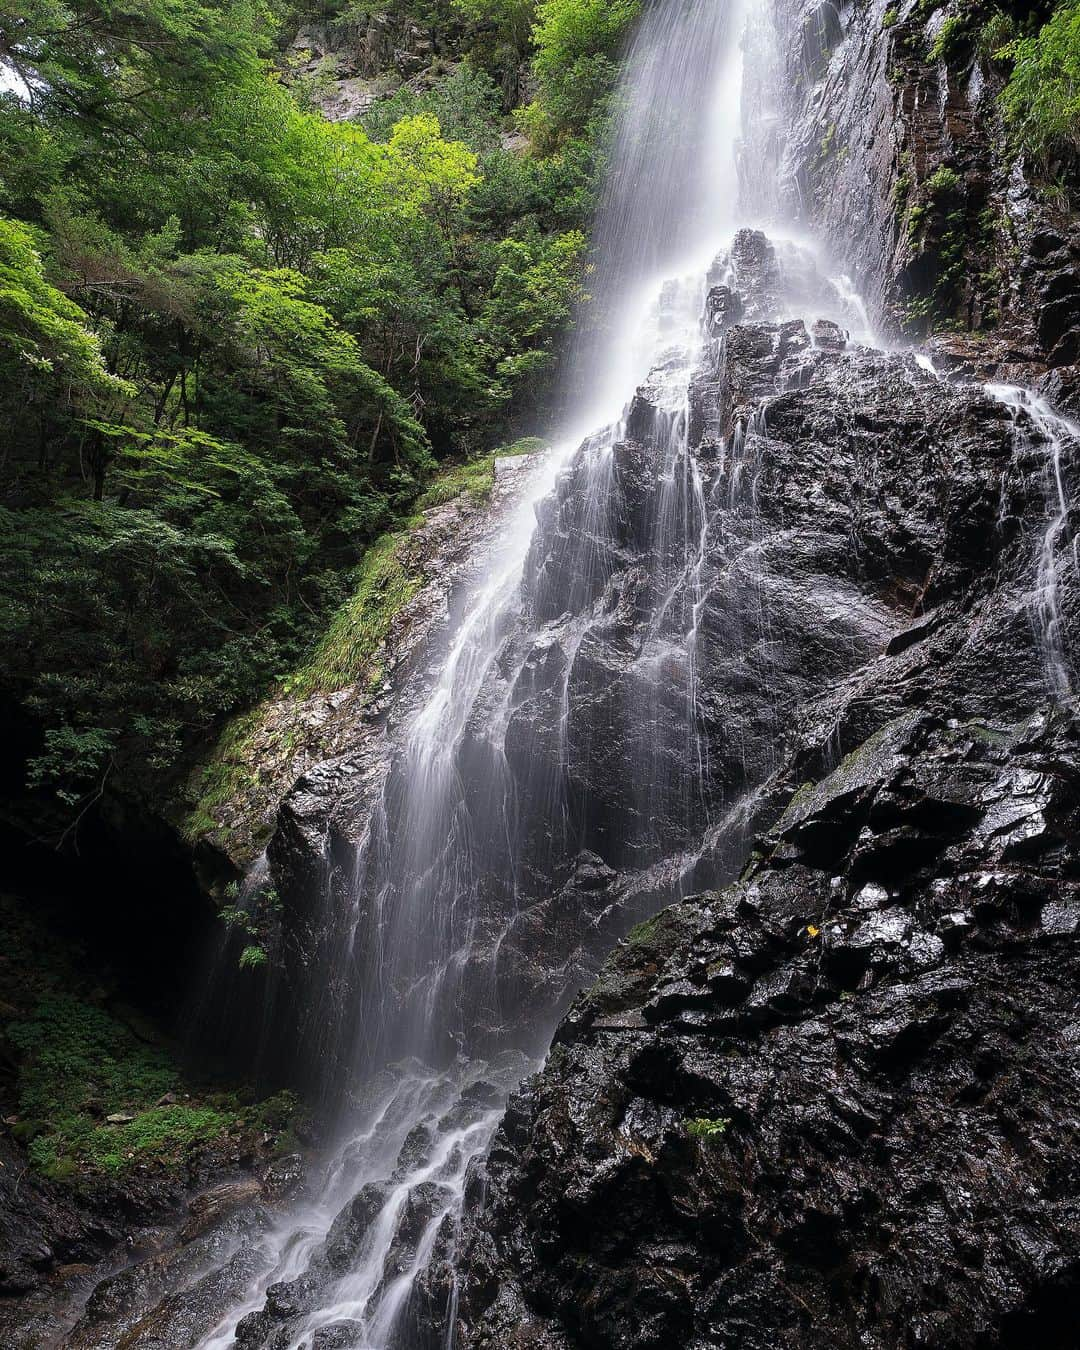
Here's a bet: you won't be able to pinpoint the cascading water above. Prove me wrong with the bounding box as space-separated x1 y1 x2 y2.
917 355 1077 700
193 4 777 1347
163 3 1070 1347
985 385 1078 698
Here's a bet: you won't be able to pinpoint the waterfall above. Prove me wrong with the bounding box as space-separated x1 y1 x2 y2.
197 4 771 1347
184 3 1073 1347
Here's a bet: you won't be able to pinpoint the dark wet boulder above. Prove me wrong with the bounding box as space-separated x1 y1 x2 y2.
459 709 1080 1349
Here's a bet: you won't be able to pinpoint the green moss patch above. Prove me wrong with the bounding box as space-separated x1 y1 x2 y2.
182 438 548 852
285 530 422 700
0 898 298 1183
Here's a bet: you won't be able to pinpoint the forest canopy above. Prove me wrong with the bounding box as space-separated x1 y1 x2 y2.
0 0 637 824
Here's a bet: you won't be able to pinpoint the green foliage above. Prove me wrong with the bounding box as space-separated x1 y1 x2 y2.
0 217 131 403
882 6 899 27
901 160 970 329
453 0 536 71
7 995 177 1124
0 0 599 832
925 164 963 197
524 0 640 145
928 13 973 63
5 988 297 1178
1000 0 1080 162
978 10 1017 58
286 530 422 697
415 458 498 509
686 1115 732 1141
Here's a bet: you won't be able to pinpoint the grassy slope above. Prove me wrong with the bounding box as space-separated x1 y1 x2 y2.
181 438 544 856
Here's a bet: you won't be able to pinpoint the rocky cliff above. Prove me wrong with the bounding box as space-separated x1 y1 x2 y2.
5 1 1078 1345
773 0 1080 383
446 202 1080 1341
460 706 1080 1347
166 3 1080 1341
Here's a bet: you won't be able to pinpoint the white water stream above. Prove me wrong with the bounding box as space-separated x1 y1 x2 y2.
193 3 1074 1346
916 355 1077 696
199 4 766 1345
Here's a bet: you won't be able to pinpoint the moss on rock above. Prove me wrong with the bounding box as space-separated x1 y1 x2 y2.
180 442 545 867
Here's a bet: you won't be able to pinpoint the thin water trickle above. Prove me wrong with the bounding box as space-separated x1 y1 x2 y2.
916 355 1076 697
984 383 1077 697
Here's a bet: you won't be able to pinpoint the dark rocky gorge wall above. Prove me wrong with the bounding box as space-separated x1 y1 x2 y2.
6 1 1080 1347
455 235 1080 1348
55 225 1077 1347
447 6 1080 1342
772 0 1080 383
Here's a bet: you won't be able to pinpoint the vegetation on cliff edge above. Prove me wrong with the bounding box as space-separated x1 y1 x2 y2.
0 0 639 840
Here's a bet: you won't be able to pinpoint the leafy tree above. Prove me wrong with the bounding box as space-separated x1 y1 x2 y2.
0 0 602 830
525 0 639 144
999 0 1080 163
0 216 129 399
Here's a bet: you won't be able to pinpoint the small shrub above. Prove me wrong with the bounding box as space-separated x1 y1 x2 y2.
928 13 971 64
925 165 962 198
686 1116 732 1141
978 11 1016 61
907 201 928 241
1000 0 1080 162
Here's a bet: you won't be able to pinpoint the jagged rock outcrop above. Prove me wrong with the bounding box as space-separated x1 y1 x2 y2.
284 10 463 121
234 217 1076 1149
65 191 1073 1344
453 225 1080 1345
772 0 1080 397
459 706 1080 1348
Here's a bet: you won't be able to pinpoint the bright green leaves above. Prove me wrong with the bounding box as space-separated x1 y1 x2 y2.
532 0 640 80
0 216 131 401
215 260 431 476
999 1 1080 163
385 112 481 216
525 0 640 143
0 0 605 831
483 225 587 394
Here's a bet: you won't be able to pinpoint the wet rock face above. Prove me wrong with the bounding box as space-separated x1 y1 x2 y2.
459 708 1080 1348
452 235 1080 1345
147 223 1076 1343
770 0 1079 366
0 1158 304 1349
258 221 1073 1095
